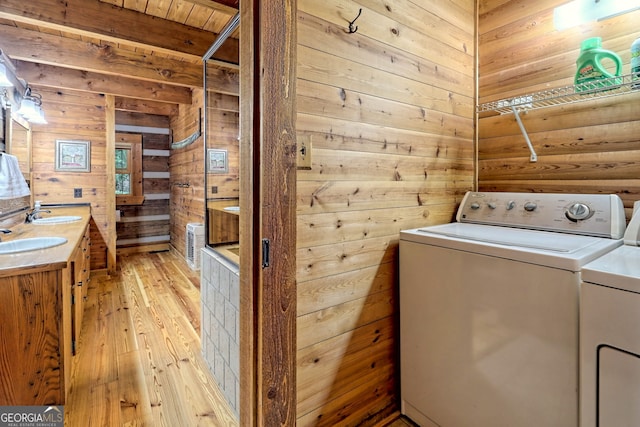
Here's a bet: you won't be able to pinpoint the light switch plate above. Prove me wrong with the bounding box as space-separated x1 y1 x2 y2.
297 135 312 170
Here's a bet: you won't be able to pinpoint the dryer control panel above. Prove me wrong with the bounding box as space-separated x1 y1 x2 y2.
457 192 626 239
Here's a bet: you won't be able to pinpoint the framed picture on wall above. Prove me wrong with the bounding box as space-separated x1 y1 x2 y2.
207 148 228 174
55 139 91 172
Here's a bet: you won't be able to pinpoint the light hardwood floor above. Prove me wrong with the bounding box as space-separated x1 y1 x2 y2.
64 250 237 426
64 249 415 426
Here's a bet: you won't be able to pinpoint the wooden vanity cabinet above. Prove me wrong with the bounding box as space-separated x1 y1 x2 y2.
71 223 91 354
0 268 68 405
0 222 90 406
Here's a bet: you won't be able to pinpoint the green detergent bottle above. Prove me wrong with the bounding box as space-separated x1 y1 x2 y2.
574 37 622 92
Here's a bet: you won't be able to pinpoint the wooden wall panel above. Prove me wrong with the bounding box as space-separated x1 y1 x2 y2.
170 88 206 258
295 0 475 424
116 220 170 239
115 111 170 128
30 87 109 270
478 1 640 215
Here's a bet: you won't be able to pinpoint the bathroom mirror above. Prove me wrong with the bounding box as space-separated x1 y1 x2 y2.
203 55 240 263
9 110 31 172
0 104 31 218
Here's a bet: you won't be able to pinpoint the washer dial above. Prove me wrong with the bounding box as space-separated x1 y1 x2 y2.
565 202 592 221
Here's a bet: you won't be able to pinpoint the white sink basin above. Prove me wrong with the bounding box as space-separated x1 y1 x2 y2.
0 237 68 255
223 206 240 212
32 216 82 224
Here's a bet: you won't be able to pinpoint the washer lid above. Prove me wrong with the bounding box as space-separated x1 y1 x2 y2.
582 245 640 293
400 223 623 271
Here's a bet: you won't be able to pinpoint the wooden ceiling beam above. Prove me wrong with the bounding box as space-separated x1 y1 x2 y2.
15 60 193 104
189 0 238 14
114 97 179 116
0 24 201 87
0 0 239 65
0 24 239 95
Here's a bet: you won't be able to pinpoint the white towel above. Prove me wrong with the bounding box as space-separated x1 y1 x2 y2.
0 153 31 199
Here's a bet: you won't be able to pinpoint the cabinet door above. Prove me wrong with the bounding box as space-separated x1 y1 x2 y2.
83 224 90 301
0 270 66 405
72 224 91 354
71 246 83 354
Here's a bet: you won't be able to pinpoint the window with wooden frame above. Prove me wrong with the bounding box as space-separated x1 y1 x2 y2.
115 133 144 205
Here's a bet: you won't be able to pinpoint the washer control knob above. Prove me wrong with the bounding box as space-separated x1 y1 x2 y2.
470 202 481 210
506 201 516 210
524 202 537 212
487 202 497 209
566 203 591 221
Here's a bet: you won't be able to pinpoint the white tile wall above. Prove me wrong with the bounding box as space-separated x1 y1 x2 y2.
201 248 240 418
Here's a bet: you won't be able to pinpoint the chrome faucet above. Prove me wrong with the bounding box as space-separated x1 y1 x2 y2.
25 206 52 223
0 229 10 242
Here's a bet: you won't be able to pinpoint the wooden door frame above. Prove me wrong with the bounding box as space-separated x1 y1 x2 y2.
239 1 297 425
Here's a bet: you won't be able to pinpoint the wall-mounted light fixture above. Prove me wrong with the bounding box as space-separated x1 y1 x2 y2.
17 87 47 124
0 48 47 124
554 0 640 31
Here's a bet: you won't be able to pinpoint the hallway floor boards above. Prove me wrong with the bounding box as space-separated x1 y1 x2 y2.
64 250 237 426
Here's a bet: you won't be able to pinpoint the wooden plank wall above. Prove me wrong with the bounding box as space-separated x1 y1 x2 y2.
170 88 206 259
31 87 109 270
478 0 640 217
295 0 475 425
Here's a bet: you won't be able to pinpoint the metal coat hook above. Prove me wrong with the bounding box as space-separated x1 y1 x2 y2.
347 8 362 34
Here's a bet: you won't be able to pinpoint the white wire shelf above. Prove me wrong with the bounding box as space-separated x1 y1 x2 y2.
478 73 640 114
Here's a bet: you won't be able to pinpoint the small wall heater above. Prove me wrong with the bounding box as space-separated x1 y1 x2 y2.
186 223 205 271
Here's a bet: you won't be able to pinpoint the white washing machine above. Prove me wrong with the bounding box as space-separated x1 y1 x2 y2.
400 191 626 427
581 201 640 427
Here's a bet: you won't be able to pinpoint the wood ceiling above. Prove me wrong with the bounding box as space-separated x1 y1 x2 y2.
0 0 240 106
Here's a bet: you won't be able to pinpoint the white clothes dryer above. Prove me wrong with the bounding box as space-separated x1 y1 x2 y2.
581 201 640 427
400 191 626 427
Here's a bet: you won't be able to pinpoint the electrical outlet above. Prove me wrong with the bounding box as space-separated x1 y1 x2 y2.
211 186 218 194
74 188 82 198
297 135 312 170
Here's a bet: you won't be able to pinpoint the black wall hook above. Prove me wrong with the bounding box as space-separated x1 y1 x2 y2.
347 8 362 34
